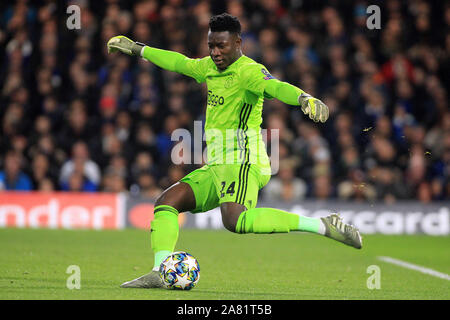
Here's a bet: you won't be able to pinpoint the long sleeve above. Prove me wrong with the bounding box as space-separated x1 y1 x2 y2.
240 62 305 106
263 78 304 106
141 46 209 83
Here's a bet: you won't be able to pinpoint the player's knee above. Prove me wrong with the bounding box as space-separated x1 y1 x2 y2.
154 192 180 213
222 216 238 233
220 203 246 233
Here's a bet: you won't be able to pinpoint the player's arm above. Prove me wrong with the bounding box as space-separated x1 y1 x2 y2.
242 65 329 123
107 35 206 82
264 79 329 123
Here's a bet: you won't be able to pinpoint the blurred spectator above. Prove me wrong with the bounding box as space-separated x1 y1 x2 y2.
38 177 55 192
417 181 432 203
115 110 132 143
157 115 179 161
0 150 33 191
58 99 94 153
102 171 128 193
337 169 377 202
130 151 157 183
105 154 128 182
311 173 333 200
369 166 410 203
136 172 163 199
405 144 428 188
262 159 307 202
59 141 101 189
334 145 361 183
30 152 57 189
134 122 158 160
61 171 97 192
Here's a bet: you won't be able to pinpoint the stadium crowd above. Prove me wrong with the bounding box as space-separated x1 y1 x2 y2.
0 0 449 203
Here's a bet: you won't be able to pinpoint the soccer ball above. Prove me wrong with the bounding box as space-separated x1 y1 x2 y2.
159 251 200 290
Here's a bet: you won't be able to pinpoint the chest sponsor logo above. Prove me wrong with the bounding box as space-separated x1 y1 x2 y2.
207 90 224 107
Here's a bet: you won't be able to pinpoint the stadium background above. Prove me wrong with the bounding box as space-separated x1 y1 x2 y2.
0 0 449 233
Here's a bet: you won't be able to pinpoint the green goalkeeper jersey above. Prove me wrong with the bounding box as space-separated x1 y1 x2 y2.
141 47 305 173
183 54 273 170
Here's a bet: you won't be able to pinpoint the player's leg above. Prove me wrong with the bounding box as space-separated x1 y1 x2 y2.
219 165 362 249
150 181 196 271
121 165 222 288
222 202 362 249
120 181 196 288
220 202 246 232
221 202 325 235
218 164 324 234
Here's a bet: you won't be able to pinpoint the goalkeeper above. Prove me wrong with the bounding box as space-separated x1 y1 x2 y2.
108 13 362 289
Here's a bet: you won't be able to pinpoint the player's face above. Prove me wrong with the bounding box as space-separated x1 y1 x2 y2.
208 31 241 70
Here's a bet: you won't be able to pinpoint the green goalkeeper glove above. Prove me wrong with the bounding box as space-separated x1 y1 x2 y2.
107 35 144 56
298 92 329 123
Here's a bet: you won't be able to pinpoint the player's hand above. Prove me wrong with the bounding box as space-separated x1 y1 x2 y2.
298 93 329 123
107 35 144 56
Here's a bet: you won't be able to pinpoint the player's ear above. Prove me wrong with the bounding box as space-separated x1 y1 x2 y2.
235 35 242 50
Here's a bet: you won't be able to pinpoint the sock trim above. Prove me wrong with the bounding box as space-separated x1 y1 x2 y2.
236 211 247 234
154 205 179 216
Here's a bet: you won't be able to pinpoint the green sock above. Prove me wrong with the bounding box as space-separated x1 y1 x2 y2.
235 207 324 234
151 205 179 271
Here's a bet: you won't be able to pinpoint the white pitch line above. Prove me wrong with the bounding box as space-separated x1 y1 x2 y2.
377 256 450 281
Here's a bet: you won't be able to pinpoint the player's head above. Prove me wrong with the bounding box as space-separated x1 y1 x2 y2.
208 13 242 70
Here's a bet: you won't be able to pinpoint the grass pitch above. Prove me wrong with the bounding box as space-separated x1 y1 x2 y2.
0 228 449 300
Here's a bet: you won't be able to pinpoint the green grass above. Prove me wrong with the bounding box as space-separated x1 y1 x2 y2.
0 228 449 300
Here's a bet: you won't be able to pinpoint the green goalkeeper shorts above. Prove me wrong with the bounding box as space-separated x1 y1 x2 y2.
180 163 271 213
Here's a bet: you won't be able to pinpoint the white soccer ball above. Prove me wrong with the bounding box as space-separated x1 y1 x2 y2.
159 251 200 290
